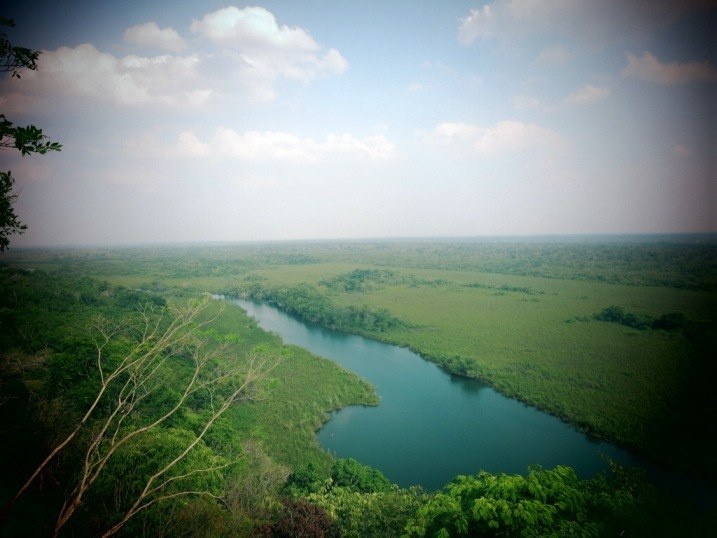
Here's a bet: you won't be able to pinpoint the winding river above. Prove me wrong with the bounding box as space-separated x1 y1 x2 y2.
232 298 645 491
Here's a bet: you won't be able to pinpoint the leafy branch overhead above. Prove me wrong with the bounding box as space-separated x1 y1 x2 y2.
0 17 61 250
0 17 39 78
1 115 62 155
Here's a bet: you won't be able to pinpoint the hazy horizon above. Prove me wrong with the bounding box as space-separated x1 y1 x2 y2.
1 1 715 247
5 231 717 252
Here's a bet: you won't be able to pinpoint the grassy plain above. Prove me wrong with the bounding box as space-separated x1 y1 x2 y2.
255 265 708 460
198 299 378 471
3 236 716 479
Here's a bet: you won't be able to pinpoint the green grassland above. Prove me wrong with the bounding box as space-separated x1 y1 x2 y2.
5 237 715 480
2 236 716 534
4 239 716 478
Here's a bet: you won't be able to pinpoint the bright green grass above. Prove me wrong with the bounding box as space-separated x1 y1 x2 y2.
198 300 378 473
4 243 713 476
243 264 715 474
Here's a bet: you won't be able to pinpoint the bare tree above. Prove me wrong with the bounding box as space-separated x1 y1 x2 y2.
1 298 279 537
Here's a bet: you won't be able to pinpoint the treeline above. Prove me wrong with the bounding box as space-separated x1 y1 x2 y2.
320 269 448 292
8 236 715 290
466 281 545 296
593 306 696 333
239 283 406 333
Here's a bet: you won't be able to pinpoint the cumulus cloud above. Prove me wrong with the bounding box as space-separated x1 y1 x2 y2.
124 22 187 52
565 84 611 105
16 44 210 107
174 128 394 162
428 120 563 154
190 6 318 50
622 51 717 85
458 0 711 46
1 6 347 110
190 5 347 92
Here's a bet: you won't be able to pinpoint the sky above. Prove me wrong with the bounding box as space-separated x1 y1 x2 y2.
1 1 715 247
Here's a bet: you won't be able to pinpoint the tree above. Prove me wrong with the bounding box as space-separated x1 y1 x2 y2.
404 466 601 537
0 170 27 251
1 299 279 537
0 17 61 250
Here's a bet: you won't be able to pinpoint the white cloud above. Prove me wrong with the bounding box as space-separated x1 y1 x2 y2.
458 1 711 46
428 120 563 154
172 128 394 163
458 0 579 44
458 5 496 44
0 91 36 115
16 44 210 107
565 84 610 105
190 6 318 50
622 52 717 85
177 131 211 157
2 7 347 109
124 22 187 52
190 5 348 89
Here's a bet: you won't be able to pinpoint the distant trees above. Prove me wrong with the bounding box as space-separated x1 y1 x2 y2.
1 17 62 250
594 305 647 330
594 306 694 333
244 283 405 333
320 269 399 292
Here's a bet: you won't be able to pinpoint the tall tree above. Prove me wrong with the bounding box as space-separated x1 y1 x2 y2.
0 17 61 250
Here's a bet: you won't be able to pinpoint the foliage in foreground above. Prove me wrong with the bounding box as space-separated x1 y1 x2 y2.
0 267 382 535
1 262 715 536
281 459 713 537
0 269 283 536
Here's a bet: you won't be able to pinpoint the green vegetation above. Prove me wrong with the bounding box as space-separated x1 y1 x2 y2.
1 19 62 251
1 236 716 535
592 305 696 333
207 241 715 480
401 463 700 537
242 283 405 333
0 267 376 534
280 459 709 537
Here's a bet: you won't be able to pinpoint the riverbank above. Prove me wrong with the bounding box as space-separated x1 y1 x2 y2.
233 298 717 508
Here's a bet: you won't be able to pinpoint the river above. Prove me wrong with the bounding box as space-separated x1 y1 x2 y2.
231 298 646 491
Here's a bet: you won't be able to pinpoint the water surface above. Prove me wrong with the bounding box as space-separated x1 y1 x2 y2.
233 298 640 491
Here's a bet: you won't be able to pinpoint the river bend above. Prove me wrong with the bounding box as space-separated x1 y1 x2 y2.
232 298 642 491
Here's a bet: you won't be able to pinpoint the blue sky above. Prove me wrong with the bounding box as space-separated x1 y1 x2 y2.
1 1 715 246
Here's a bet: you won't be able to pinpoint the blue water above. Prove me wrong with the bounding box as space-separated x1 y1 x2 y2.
232 299 645 491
